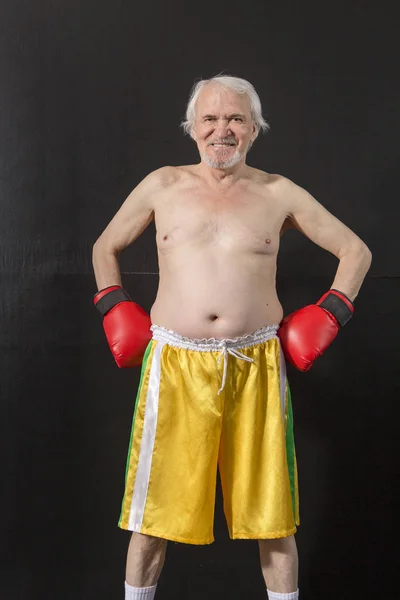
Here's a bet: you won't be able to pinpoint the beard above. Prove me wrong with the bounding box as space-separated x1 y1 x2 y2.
200 140 253 170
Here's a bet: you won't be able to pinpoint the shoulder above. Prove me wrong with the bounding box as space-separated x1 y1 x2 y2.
249 171 321 231
264 173 301 195
245 168 293 192
141 166 182 189
264 174 319 211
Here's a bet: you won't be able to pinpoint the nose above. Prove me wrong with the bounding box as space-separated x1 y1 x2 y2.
215 119 231 137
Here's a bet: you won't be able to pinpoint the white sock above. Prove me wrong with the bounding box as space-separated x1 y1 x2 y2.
125 581 157 599
267 589 299 600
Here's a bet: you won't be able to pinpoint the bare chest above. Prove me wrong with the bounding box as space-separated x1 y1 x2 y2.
155 189 286 255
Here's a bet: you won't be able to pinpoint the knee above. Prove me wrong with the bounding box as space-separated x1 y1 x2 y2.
129 532 167 557
258 535 297 557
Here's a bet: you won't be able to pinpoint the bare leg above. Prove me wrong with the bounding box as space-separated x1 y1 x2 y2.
258 535 298 593
126 532 168 587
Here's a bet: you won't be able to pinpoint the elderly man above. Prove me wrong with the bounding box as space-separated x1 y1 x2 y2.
92 75 372 600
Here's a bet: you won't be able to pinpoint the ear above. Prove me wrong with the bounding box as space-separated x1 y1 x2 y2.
251 122 258 142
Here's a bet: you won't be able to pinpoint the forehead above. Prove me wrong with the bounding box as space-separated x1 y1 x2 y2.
196 84 251 117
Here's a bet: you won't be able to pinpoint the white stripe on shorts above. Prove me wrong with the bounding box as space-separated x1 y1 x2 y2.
128 340 165 531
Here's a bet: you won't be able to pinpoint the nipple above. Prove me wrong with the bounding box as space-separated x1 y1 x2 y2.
265 238 271 244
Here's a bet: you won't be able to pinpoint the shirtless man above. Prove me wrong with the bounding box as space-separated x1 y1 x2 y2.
92 75 372 600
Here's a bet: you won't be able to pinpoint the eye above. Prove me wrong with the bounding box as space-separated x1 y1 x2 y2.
233 117 243 122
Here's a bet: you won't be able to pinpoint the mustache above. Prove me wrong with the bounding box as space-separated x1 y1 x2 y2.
208 137 237 145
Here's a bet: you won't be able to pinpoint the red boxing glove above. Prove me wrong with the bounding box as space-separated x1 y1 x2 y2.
94 285 152 367
278 289 354 371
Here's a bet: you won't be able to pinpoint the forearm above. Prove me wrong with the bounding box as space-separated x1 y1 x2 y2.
92 241 122 291
330 243 372 302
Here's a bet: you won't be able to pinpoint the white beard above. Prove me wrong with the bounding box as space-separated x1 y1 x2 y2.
200 142 252 170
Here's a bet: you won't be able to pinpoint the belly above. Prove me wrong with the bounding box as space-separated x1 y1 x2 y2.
150 251 283 339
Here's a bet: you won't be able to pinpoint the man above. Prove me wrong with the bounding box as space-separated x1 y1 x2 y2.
92 75 372 600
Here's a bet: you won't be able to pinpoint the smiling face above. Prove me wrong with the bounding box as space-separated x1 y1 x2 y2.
191 83 258 170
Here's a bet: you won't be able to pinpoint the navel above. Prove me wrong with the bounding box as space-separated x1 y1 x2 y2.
163 235 168 241
209 314 219 322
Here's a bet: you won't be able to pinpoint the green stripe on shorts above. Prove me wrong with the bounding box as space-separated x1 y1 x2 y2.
118 340 153 526
285 384 297 522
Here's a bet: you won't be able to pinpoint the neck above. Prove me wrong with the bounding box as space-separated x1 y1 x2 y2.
198 160 247 187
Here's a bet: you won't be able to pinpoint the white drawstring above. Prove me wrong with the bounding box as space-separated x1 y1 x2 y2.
151 324 279 396
217 342 254 394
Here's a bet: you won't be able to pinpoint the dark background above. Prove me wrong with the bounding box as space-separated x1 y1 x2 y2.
1 0 399 598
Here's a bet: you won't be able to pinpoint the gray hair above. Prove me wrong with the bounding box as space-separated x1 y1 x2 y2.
181 74 270 137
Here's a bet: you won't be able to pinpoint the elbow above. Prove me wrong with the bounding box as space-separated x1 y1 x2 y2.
350 240 372 272
92 237 117 266
359 242 372 270
365 246 372 269
92 238 102 266
92 236 103 252
339 240 372 270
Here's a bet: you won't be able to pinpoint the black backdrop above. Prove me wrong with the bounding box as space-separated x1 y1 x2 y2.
1 1 399 598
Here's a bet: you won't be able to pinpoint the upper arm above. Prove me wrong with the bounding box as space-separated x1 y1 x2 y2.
282 177 367 258
94 167 174 254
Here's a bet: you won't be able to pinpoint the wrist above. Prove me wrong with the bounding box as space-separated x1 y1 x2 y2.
94 284 121 298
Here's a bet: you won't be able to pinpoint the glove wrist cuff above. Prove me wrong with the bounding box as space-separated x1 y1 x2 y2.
94 286 132 316
317 289 354 327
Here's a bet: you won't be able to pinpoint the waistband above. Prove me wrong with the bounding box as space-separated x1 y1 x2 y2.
150 324 279 352
150 324 280 395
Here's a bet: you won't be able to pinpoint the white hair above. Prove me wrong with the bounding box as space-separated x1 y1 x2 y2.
181 74 270 137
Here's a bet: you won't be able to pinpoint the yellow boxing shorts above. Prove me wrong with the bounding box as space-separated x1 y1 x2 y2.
118 324 299 545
